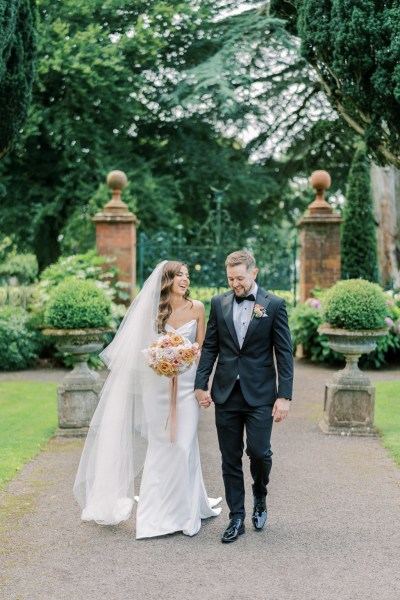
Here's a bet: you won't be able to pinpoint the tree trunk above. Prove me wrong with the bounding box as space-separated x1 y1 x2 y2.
370 163 400 290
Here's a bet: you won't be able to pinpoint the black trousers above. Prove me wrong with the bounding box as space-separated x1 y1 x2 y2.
214 380 273 520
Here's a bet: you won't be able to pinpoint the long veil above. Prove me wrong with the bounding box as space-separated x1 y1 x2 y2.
73 261 167 525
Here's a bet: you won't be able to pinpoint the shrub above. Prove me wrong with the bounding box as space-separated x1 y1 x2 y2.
0 307 40 370
289 299 341 364
323 279 387 330
37 250 118 301
0 253 39 284
45 278 112 329
362 299 400 367
32 250 125 330
290 287 400 369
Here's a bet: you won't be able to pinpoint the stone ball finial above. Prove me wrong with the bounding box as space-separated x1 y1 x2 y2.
307 170 333 216
107 170 128 191
310 170 331 194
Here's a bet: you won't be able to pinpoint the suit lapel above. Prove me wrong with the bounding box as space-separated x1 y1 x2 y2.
221 292 240 349
241 288 271 350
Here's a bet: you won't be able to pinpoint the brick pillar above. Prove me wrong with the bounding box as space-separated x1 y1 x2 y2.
297 170 343 302
93 170 138 302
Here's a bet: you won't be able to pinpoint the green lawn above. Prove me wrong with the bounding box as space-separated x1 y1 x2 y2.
375 380 400 466
0 381 58 490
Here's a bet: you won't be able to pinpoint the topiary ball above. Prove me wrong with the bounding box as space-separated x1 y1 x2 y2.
45 278 111 329
323 279 387 330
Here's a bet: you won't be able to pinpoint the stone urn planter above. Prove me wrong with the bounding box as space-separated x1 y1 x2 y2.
318 327 388 386
43 327 112 436
318 326 388 436
317 278 389 436
43 277 113 437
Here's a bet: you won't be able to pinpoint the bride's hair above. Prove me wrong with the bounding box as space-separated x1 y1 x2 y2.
157 261 191 332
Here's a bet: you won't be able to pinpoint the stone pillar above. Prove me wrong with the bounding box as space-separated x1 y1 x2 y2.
297 170 343 302
93 170 138 301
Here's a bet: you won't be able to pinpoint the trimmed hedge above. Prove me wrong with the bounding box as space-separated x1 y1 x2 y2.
323 279 387 330
45 278 111 329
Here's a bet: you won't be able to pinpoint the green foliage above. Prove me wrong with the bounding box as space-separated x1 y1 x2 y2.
362 298 400 367
275 0 400 166
0 0 212 266
0 0 353 277
39 249 115 288
35 249 120 309
0 381 57 489
0 252 38 284
0 306 40 370
45 278 112 329
0 235 15 261
30 252 125 370
0 0 37 157
341 146 378 281
290 287 400 368
289 299 341 364
323 279 387 330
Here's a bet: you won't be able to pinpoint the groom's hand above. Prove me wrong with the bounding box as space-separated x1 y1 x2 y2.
195 389 212 408
272 398 290 422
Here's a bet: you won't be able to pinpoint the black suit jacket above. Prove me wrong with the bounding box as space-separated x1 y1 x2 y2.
195 287 293 406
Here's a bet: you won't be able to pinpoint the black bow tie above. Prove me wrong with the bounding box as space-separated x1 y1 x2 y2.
234 293 256 304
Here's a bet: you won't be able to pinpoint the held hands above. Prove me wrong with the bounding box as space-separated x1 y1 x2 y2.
272 398 290 423
195 389 212 409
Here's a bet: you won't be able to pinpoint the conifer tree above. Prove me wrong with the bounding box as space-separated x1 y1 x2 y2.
0 0 37 158
341 146 378 282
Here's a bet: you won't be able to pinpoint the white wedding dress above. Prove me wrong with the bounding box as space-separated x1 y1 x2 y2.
136 319 221 539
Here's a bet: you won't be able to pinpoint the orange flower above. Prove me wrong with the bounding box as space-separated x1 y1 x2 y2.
179 348 195 363
156 360 176 377
169 334 184 346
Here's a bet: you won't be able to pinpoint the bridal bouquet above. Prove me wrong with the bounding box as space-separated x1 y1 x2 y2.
142 332 200 378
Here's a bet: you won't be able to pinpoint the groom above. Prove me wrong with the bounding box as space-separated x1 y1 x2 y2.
195 250 293 543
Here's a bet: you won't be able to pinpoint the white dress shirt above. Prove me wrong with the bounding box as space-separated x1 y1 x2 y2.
232 283 258 349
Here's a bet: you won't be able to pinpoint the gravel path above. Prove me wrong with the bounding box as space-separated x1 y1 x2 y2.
1 360 400 600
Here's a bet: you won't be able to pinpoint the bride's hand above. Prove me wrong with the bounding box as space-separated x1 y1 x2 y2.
195 389 212 408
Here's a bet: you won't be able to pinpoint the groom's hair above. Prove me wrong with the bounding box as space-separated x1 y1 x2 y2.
225 250 256 270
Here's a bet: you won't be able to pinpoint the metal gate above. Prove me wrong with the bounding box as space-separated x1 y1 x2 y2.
137 230 298 303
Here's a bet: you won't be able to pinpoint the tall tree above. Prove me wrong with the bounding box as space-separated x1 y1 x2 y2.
0 0 37 158
341 146 378 282
0 0 213 266
271 0 400 167
0 0 308 274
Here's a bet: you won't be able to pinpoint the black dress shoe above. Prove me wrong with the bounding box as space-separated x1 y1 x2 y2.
252 497 267 531
221 518 245 543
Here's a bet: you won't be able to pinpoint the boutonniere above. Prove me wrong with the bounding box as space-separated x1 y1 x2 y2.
252 304 267 320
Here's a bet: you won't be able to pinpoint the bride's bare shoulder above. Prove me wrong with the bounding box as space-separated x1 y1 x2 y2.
189 299 205 316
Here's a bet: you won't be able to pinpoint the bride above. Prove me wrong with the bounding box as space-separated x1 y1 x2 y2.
73 260 221 538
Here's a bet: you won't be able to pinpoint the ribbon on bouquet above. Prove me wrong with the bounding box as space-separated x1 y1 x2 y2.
165 376 178 443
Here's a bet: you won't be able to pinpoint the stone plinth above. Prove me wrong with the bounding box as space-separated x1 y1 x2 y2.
321 383 376 436
43 328 110 437
57 379 103 437
297 170 343 302
317 327 387 437
93 170 138 301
